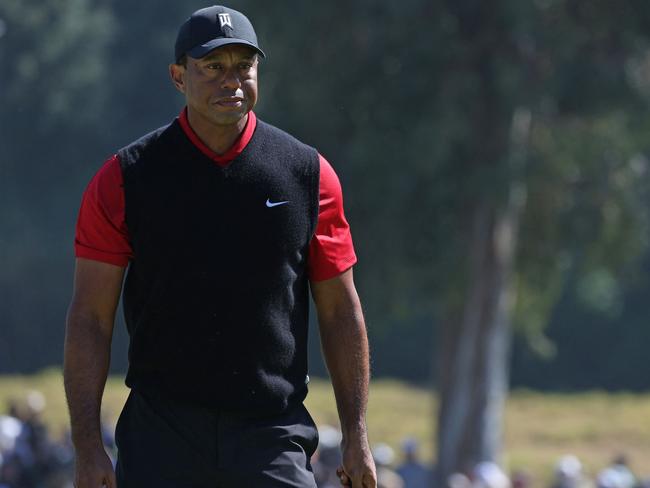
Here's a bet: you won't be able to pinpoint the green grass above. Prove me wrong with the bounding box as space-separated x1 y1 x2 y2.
3 369 650 484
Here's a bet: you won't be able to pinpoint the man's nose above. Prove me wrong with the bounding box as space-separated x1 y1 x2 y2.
221 68 242 90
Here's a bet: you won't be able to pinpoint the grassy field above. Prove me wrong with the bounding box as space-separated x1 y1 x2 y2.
2 369 650 484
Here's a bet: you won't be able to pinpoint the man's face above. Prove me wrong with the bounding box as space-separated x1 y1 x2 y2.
171 44 259 127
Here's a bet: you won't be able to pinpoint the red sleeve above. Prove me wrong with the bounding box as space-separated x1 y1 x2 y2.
74 155 132 267
307 154 357 281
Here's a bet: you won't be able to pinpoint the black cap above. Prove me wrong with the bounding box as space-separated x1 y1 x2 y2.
174 5 265 63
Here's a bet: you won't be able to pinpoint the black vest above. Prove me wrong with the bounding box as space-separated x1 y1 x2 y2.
117 118 320 416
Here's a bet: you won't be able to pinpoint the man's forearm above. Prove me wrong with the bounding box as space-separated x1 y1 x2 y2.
311 270 376 486
318 296 370 440
63 307 113 452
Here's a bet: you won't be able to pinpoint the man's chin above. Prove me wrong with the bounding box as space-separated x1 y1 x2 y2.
211 110 249 127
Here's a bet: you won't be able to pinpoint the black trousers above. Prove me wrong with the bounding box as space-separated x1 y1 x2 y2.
115 389 319 488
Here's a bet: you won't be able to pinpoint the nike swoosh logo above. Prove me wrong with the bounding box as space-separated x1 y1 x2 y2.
266 198 289 208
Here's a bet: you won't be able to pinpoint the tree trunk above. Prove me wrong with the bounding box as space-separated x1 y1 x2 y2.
435 108 530 485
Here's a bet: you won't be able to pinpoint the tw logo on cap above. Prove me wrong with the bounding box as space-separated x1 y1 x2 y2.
218 13 233 29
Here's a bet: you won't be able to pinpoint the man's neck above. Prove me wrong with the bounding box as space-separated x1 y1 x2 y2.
186 109 248 155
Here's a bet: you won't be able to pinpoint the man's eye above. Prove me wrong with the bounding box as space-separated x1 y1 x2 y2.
239 63 252 70
207 63 223 70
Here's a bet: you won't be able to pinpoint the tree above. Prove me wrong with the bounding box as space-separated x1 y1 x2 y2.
0 0 115 371
432 0 650 482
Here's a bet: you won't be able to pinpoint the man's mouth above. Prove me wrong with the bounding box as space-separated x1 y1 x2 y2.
215 97 244 107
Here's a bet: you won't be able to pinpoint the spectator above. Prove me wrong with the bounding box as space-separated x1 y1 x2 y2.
0 415 22 455
596 455 635 488
473 461 511 488
395 437 431 488
373 443 405 488
448 472 472 488
511 470 532 488
551 455 591 488
313 425 343 488
17 390 54 487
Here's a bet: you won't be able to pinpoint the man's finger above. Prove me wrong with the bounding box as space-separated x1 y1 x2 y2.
337 466 352 486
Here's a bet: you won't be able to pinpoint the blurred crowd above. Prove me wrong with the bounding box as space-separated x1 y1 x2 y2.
435 453 650 488
312 426 650 488
0 391 114 488
441 454 650 488
1 392 650 488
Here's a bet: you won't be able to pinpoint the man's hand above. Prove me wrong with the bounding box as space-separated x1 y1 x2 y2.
311 269 375 487
336 435 377 488
73 448 116 488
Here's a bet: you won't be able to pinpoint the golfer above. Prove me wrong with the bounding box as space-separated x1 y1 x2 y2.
64 4 376 488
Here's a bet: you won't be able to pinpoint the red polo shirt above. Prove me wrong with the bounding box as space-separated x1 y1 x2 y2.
74 110 357 281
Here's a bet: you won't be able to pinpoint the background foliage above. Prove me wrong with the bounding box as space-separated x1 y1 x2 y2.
2 0 650 390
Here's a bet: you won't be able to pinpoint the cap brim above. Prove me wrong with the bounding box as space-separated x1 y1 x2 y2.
187 38 266 59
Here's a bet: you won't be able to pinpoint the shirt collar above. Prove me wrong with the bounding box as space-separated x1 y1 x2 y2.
178 108 257 167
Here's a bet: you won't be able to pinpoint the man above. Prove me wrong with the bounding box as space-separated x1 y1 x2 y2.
63 5 376 488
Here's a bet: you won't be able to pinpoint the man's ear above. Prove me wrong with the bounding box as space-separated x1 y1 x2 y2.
169 63 186 93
